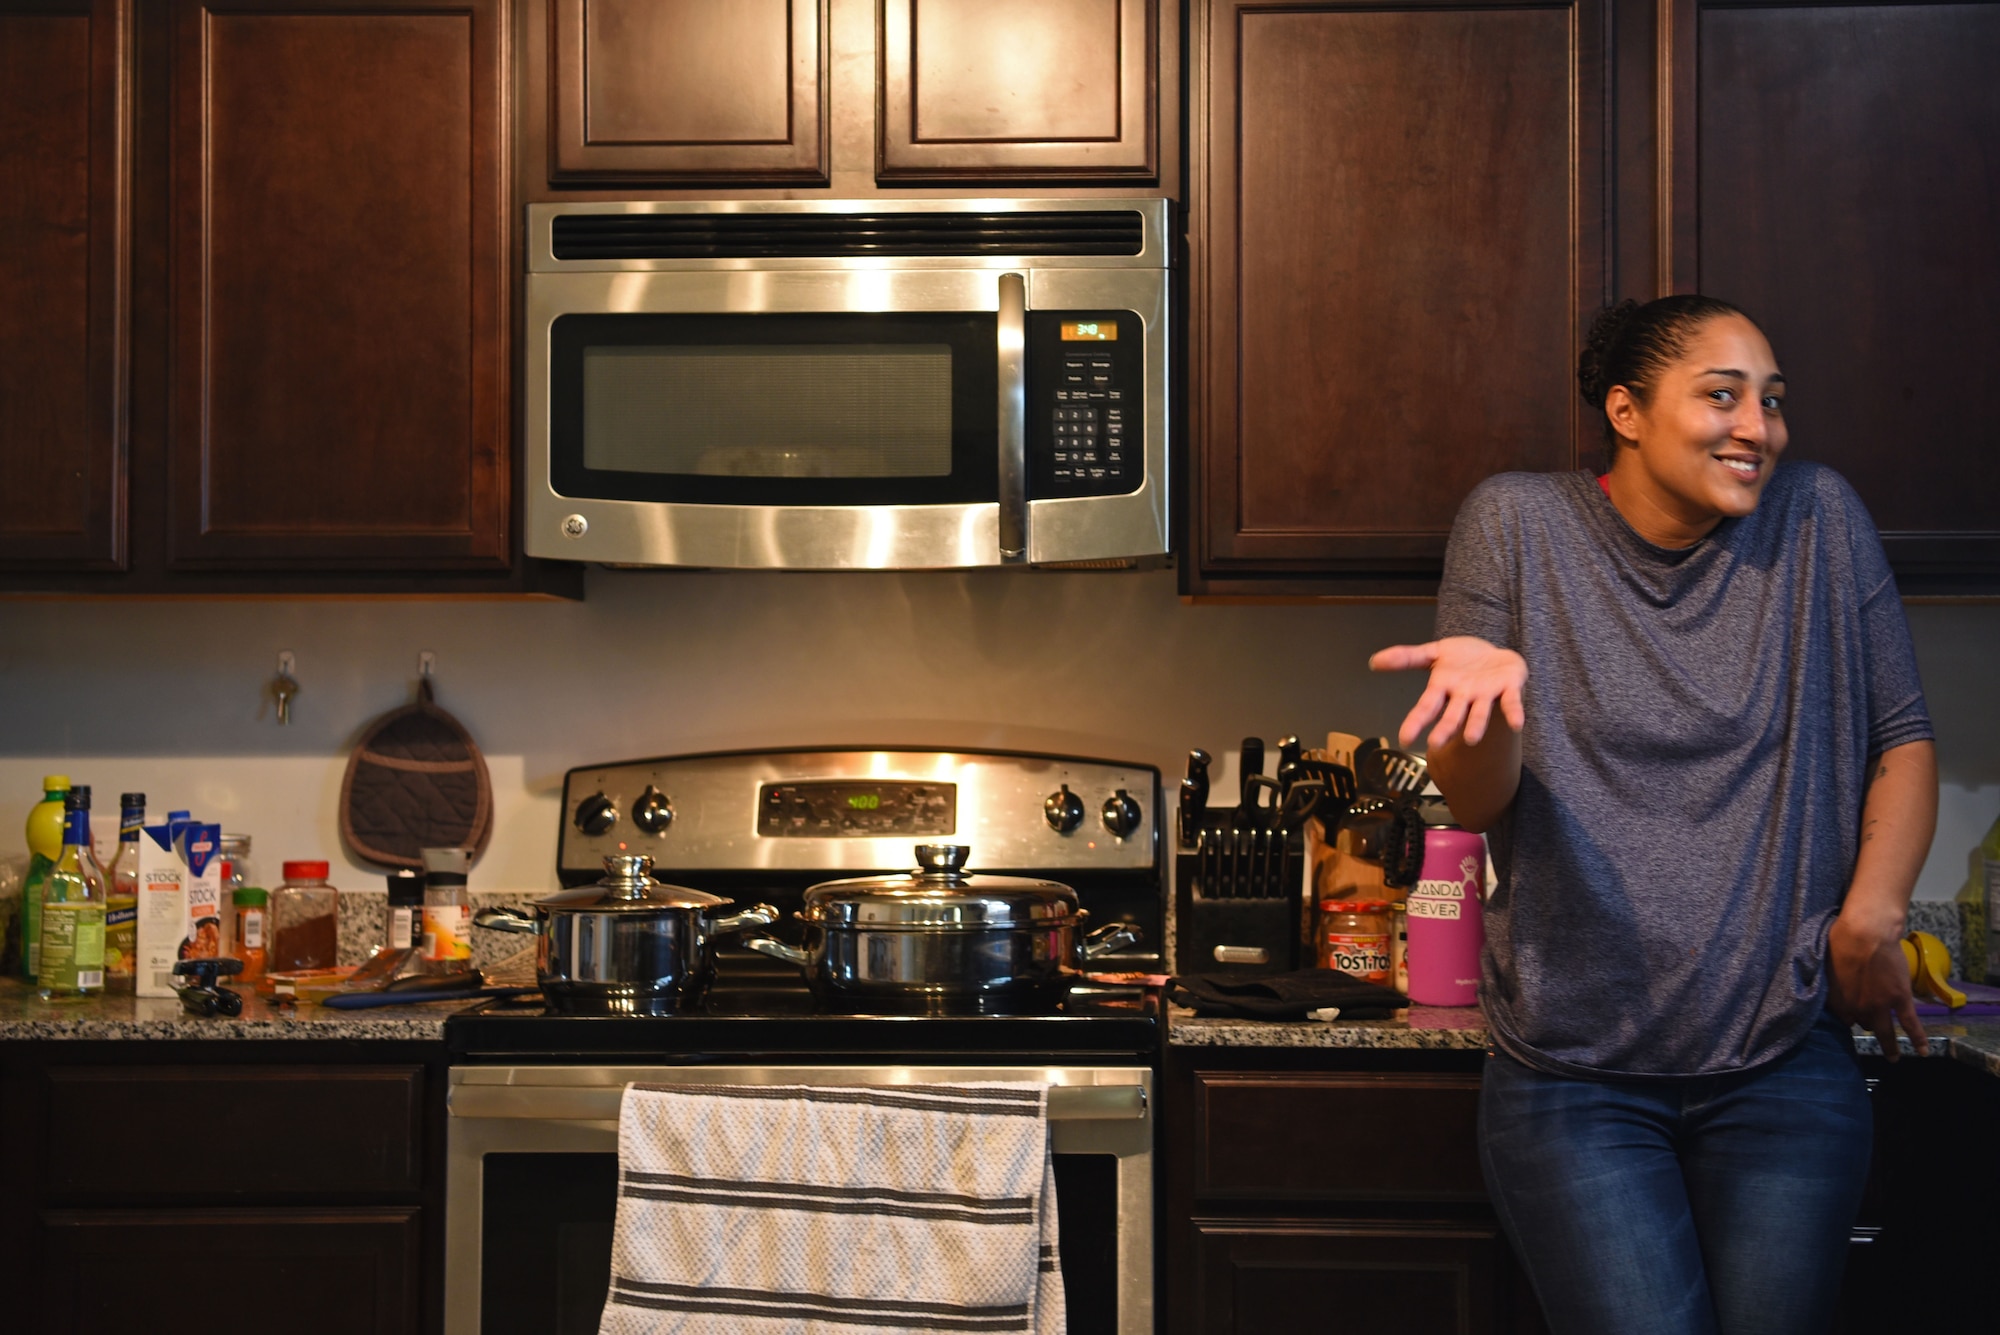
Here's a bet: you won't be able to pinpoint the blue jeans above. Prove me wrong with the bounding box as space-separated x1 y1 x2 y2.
1479 1017 1872 1335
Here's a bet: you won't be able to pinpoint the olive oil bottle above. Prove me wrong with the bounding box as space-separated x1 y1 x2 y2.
39 788 106 1002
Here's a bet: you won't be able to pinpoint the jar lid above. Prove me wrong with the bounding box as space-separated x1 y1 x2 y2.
1319 899 1392 913
235 887 268 908
384 869 424 906
283 860 331 879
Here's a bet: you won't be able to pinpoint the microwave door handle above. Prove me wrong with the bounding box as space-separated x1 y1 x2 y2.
996 271 1029 564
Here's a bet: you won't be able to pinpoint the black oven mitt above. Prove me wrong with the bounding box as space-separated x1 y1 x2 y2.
339 678 493 870
1170 968 1408 1019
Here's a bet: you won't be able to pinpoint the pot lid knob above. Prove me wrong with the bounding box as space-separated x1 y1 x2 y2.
600 853 656 900
913 844 971 877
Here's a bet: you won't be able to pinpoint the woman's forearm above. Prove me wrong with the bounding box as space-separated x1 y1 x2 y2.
1838 739 1938 937
1824 738 1938 1056
1428 721 1523 834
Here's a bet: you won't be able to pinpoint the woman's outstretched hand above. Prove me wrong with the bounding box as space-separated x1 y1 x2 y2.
1369 636 1528 752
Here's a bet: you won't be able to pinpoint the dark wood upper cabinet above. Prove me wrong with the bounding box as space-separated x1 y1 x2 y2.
0 0 129 571
166 0 510 571
877 0 1158 182
1666 0 2000 589
549 0 828 183
1189 0 1605 593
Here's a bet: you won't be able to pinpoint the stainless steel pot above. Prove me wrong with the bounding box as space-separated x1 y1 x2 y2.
475 854 777 1015
741 844 1140 1014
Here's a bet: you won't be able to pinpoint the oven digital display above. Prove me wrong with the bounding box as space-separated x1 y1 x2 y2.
1059 320 1117 341
759 782 956 837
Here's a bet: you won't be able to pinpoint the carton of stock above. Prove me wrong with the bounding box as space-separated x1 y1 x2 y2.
135 814 224 997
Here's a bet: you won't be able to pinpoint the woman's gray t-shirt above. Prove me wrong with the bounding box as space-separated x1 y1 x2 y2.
1434 463 1932 1079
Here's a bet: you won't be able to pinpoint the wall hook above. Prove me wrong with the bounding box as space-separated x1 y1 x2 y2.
273 650 299 725
419 650 436 679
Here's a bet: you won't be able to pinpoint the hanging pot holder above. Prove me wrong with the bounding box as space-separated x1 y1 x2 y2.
339 678 493 869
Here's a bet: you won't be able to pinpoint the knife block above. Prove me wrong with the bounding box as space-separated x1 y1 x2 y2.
1173 813 1310 977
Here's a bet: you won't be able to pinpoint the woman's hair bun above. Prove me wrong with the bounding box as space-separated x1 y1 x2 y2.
1577 299 1641 409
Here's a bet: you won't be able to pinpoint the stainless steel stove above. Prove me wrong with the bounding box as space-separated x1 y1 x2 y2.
444 748 1165 1335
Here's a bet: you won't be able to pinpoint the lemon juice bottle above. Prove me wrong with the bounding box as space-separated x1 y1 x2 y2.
21 775 72 981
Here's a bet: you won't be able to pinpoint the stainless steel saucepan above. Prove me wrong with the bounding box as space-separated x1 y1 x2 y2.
740 844 1140 1014
475 854 777 1015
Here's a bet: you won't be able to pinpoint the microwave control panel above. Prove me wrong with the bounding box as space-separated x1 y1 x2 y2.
1029 310 1144 498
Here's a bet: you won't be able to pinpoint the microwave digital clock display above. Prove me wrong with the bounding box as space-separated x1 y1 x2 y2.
1059 320 1118 341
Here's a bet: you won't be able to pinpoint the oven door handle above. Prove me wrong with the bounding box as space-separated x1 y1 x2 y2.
996 270 1029 564
449 1081 1145 1122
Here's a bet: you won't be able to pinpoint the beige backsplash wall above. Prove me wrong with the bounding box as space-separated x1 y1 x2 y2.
2 569 1995 900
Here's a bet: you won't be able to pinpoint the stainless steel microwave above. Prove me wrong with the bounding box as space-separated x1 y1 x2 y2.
524 199 1170 570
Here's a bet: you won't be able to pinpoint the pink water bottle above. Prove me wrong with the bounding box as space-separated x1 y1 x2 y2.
1405 827 1486 1006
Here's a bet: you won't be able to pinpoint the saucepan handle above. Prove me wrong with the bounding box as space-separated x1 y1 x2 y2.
1081 921 1143 959
707 903 780 937
472 906 539 935
740 935 812 967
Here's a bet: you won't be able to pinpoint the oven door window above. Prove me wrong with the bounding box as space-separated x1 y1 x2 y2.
550 313 999 506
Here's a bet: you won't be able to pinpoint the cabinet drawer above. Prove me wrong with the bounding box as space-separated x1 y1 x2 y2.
43 1065 424 1199
41 1207 421 1335
1193 1071 1485 1201
1191 1219 1504 1335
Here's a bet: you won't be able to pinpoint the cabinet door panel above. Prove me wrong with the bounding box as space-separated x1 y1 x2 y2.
1192 0 1603 579
43 1065 424 1200
1678 0 2000 579
0 0 127 570
41 1208 420 1335
1192 1220 1502 1334
1194 1072 1486 1201
168 0 508 570
879 0 1157 180
550 0 827 182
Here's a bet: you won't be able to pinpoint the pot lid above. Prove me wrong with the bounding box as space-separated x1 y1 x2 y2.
535 854 732 912
803 844 1078 929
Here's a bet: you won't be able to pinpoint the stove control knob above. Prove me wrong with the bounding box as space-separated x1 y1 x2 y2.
1101 789 1142 838
1044 784 1085 834
573 792 618 836
631 787 673 836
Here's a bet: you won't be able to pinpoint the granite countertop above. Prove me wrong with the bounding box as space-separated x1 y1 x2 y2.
0 977 476 1041
1169 1005 2000 1079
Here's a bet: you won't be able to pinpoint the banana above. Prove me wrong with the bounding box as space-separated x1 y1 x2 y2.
1903 931 1967 1009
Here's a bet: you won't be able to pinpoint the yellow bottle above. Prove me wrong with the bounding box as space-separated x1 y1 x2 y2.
21 775 72 981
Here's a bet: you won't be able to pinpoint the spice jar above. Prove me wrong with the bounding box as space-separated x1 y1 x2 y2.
270 861 340 972
1317 899 1393 985
233 887 269 982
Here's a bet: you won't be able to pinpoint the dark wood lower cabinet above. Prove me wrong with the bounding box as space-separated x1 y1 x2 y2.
0 1040 448 1334
1167 1045 2000 1335
41 1207 422 1335
1163 1046 1544 1335
1192 1219 1509 1334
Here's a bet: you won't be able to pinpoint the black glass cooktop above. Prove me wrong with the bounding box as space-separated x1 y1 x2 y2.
445 985 1161 1064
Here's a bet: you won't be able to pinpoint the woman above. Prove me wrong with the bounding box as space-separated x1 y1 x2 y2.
1371 295 1936 1335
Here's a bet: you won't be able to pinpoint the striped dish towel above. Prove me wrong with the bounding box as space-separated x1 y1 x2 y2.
599 1082 1065 1335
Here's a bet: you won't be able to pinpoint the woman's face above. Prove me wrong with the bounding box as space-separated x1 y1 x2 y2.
1605 314 1788 546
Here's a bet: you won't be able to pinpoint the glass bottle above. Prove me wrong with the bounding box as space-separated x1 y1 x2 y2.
102 793 145 992
269 861 340 973
1982 813 2000 985
419 846 474 977
233 887 269 982
21 775 72 981
39 790 107 1001
216 833 253 958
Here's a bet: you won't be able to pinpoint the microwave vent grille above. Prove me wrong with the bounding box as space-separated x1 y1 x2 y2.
550 211 1146 261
